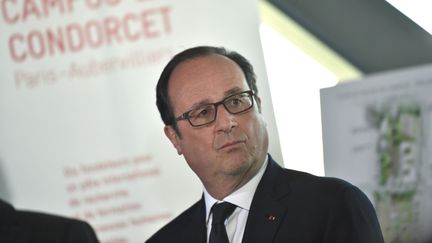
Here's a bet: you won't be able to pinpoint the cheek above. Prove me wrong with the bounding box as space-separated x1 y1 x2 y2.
246 117 266 145
179 129 214 154
180 133 216 176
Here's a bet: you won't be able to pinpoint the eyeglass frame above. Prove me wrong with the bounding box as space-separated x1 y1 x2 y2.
174 90 256 127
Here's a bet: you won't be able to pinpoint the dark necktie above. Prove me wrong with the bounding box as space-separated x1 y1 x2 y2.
209 202 237 243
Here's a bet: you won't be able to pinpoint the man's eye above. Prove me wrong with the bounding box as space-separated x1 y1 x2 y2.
228 98 242 106
195 107 213 117
199 109 209 116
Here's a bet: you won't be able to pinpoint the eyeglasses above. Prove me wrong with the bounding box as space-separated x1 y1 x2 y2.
175 90 255 127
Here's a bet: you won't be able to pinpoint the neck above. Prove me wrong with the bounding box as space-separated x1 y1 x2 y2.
203 157 263 200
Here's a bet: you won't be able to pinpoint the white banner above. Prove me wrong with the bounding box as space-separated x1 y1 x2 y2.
0 1 282 242
321 64 432 243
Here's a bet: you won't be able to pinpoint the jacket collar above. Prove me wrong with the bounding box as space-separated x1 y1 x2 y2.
175 154 290 243
241 155 291 243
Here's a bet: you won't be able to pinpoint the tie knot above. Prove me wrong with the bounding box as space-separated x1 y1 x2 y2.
211 202 236 225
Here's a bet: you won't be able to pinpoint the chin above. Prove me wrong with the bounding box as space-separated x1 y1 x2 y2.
223 154 255 176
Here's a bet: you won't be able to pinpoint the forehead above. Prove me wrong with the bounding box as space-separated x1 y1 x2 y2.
168 54 249 111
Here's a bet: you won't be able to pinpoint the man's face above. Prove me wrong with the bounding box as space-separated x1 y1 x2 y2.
164 54 269 186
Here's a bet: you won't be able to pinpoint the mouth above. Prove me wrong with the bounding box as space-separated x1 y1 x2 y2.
218 140 245 150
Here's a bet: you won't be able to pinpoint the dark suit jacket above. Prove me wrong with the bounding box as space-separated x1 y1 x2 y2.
146 155 384 243
0 199 99 243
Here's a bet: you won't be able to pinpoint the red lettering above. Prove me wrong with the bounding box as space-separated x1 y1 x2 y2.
63 166 79 177
160 6 172 34
85 0 121 9
66 183 77 193
14 70 39 89
23 0 41 21
6 6 173 63
85 20 103 48
14 69 58 89
104 16 122 44
68 198 81 208
123 13 139 41
96 220 128 232
66 0 75 12
42 0 65 16
85 0 101 9
141 6 173 38
28 31 45 59
80 178 100 191
129 212 172 225
83 211 95 220
46 27 66 56
141 9 157 38
66 23 84 52
9 34 26 62
2 0 19 24
2 0 76 25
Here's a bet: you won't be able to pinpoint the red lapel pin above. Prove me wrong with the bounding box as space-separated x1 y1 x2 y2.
267 215 276 221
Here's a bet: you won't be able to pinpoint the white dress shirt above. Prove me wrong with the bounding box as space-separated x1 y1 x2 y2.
204 155 268 243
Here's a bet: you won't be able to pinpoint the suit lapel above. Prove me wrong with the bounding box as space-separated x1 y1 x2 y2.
241 156 291 243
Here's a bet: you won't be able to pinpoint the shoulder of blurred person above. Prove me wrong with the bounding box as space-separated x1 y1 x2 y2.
0 199 99 243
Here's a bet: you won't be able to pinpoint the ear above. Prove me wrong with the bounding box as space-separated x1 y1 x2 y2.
164 125 183 155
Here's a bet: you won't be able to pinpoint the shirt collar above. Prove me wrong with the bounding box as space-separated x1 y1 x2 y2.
204 154 269 222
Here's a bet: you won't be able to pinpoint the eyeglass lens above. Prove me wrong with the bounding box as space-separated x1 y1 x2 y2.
188 92 253 126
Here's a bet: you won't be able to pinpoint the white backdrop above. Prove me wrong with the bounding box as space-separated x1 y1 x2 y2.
0 0 282 242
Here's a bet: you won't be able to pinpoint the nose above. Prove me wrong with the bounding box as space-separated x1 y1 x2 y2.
214 104 237 133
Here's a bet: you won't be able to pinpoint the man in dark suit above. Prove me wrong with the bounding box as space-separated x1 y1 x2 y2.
147 46 384 243
0 199 99 243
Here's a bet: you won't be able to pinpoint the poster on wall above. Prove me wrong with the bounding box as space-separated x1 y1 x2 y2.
321 64 432 243
0 0 282 242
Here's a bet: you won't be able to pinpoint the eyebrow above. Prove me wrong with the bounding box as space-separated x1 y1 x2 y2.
224 87 243 96
188 87 245 110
